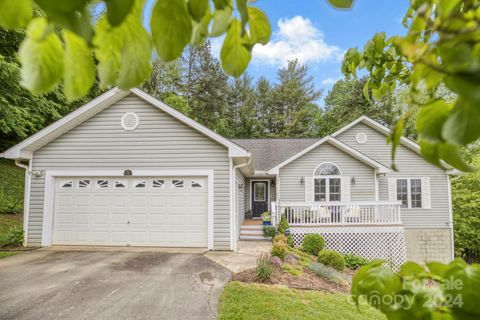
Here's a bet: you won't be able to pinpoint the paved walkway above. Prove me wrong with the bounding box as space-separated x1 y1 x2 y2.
204 241 272 273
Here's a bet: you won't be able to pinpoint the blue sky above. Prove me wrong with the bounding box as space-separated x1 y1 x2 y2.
145 0 410 105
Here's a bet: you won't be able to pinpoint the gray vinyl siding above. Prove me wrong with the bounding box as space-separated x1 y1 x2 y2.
28 94 231 249
336 122 450 228
236 170 246 238
279 142 376 202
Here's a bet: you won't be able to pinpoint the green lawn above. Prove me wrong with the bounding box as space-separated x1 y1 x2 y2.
218 282 386 320
0 251 20 259
0 159 24 214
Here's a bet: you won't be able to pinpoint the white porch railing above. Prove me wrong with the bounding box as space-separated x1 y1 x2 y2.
271 201 402 226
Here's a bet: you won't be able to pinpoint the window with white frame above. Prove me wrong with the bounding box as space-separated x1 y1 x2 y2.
191 179 204 188
78 179 90 188
314 163 342 202
172 179 184 188
395 178 422 208
152 179 165 188
96 179 108 188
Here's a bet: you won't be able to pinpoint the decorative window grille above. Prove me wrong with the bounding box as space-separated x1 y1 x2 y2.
61 180 73 188
410 179 422 208
172 179 184 188
78 179 90 188
397 179 408 207
96 179 109 188
134 180 146 188
153 179 165 188
356 132 368 144
115 180 127 188
191 180 203 188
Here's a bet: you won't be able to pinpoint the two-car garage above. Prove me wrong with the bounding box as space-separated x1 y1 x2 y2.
52 176 209 247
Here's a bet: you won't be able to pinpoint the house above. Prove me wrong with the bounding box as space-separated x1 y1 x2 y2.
1 88 455 266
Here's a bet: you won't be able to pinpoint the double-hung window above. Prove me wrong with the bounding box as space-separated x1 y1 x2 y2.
396 178 422 208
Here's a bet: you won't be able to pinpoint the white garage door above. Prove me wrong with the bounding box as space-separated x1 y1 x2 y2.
53 176 208 247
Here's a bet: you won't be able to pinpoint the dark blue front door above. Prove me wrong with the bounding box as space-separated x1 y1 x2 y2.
252 181 268 217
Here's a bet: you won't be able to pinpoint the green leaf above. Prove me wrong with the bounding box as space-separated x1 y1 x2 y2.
151 0 192 61
220 19 251 77
0 0 32 29
445 263 480 318
426 262 448 278
399 261 426 277
191 6 211 46
248 7 270 45
445 75 480 105
327 0 354 9
105 0 135 26
63 30 95 101
419 140 441 166
213 0 230 10
210 6 232 37
188 0 208 22
438 143 475 172
35 0 93 42
389 118 404 171
236 0 248 34
443 98 480 145
94 0 152 89
18 17 64 94
415 100 453 142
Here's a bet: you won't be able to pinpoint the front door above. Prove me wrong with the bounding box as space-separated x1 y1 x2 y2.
252 181 268 217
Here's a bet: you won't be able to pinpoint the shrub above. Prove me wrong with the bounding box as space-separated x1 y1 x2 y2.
344 253 369 270
5 225 23 245
318 250 346 271
288 247 314 266
261 211 271 222
277 215 290 234
301 234 325 256
309 262 348 285
271 243 288 261
263 226 277 238
273 234 287 246
256 252 274 282
287 235 294 248
282 263 303 276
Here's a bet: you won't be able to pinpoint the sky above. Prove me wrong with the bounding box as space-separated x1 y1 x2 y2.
145 0 410 105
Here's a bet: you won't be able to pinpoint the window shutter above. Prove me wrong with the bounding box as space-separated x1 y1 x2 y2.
305 177 313 202
341 176 350 202
388 178 397 202
421 177 431 209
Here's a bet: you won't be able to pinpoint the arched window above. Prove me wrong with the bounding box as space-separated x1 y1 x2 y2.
313 163 342 202
314 163 341 176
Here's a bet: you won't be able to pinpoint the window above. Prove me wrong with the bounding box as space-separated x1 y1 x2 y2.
134 180 146 188
96 179 108 188
78 179 90 188
396 178 422 208
115 180 127 188
153 179 165 188
396 179 408 207
314 163 341 176
61 180 73 188
253 183 266 201
191 180 203 188
410 179 422 208
172 179 184 188
314 163 341 202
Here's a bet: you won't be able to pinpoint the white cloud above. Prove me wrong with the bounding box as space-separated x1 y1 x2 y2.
321 77 341 85
252 16 343 66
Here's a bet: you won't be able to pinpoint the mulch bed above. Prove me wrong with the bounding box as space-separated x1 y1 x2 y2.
0 244 35 251
232 267 351 294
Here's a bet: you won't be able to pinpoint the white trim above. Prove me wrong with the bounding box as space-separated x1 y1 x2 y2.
22 168 31 246
268 136 391 174
120 112 139 131
2 88 250 160
229 158 234 250
447 174 454 261
374 172 379 201
249 179 271 212
42 169 215 250
313 162 343 176
356 132 368 144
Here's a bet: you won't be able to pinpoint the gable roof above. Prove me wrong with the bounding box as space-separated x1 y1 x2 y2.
267 136 392 174
1 88 250 160
231 138 319 171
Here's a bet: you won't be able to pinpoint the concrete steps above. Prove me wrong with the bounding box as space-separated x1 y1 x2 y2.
239 224 268 240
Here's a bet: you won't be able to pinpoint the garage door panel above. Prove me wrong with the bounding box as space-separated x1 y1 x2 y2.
53 176 208 247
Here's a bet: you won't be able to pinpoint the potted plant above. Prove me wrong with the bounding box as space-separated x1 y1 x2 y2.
261 211 272 226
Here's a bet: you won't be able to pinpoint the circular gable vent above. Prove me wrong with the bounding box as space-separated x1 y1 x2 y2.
356 132 367 144
121 112 139 131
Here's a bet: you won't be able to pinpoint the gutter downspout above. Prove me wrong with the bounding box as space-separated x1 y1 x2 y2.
231 155 252 251
14 160 33 247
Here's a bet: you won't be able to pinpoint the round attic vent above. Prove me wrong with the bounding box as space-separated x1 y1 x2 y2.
356 132 367 144
121 112 139 131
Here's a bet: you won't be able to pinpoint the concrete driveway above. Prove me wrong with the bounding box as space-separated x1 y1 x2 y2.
0 250 231 320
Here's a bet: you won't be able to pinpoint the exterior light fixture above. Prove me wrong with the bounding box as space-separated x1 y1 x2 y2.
351 177 356 184
300 177 305 184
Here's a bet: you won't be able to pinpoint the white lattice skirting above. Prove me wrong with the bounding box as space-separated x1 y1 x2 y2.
290 226 407 270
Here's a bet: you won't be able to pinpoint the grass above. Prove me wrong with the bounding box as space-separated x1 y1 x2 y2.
0 213 23 245
218 282 386 320
0 159 24 214
0 251 20 259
